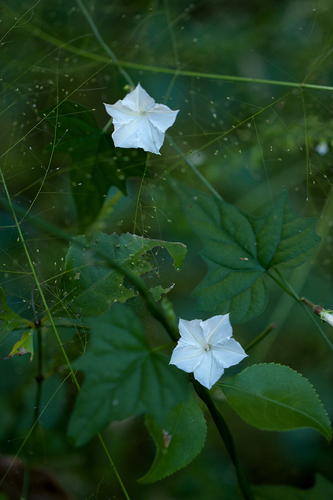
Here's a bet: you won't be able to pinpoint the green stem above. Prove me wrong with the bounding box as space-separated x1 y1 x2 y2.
192 378 254 500
245 323 277 353
75 0 223 208
1 375 70 489
301 297 317 311
16 21 333 93
0 195 179 344
0 172 80 391
300 89 311 202
97 433 130 500
271 270 333 350
163 0 180 68
102 117 113 134
133 160 149 235
301 297 327 318
151 342 175 353
21 320 44 500
75 0 134 88
300 302 333 350
0 185 131 499
166 134 223 201
119 65 333 91
266 271 296 300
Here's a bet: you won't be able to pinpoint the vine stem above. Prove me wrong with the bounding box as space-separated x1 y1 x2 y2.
245 323 277 353
21 318 44 500
192 377 254 500
0 170 81 389
75 0 134 88
0 175 131 500
268 269 333 350
0 195 179 344
0 375 71 489
133 158 150 235
18 21 333 93
166 133 223 200
74 0 224 202
72 0 318 209
301 297 326 318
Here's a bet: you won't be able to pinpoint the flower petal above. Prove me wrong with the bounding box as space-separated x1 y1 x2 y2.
138 118 165 154
321 311 333 327
110 114 164 154
201 314 233 344
212 338 247 369
104 102 140 123
169 341 204 373
111 115 145 149
122 83 155 112
147 105 179 133
178 318 205 347
193 351 225 389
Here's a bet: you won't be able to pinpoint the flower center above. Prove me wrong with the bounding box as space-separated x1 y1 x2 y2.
139 110 148 116
204 343 211 352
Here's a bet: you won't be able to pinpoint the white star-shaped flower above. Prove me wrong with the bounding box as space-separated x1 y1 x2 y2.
169 314 247 390
104 83 179 155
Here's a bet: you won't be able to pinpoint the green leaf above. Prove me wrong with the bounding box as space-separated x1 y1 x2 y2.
67 303 189 447
5 328 34 361
0 288 32 342
219 363 332 441
254 474 333 500
138 397 207 483
63 231 187 316
173 181 320 323
150 285 174 302
42 101 147 232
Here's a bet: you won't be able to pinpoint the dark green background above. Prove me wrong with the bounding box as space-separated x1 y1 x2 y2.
1 0 333 498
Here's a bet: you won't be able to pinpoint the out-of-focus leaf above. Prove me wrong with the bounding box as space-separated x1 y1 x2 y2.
4 328 34 362
138 397 206 483
254 474 333 499
67 303 189 446
150 284 174 301
173 181 320 323
219 363 332 441
0 288 32 342
63 231 187 316
42 101 147 232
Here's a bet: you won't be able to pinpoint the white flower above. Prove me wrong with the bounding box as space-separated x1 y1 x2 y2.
320 310 333 327
169 314 247 390
104 83 179 155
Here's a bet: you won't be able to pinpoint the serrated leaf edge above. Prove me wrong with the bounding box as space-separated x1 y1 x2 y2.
219 362 332 441
138 400 207 483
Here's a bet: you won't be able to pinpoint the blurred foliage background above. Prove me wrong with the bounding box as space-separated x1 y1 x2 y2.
1 0 333 498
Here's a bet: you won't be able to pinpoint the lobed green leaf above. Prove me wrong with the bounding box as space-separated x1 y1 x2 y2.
219 363 332 441
63 231 187 316
173 181 320 322
67 303 189 446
